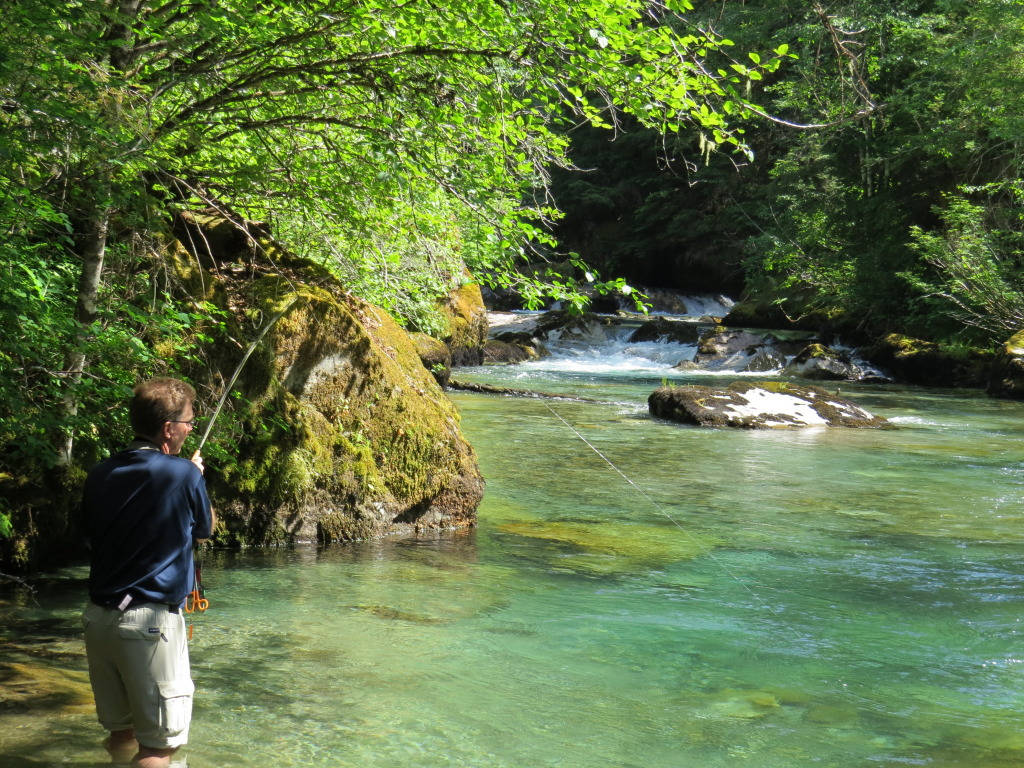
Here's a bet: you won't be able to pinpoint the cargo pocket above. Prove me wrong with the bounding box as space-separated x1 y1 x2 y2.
156 679 195 738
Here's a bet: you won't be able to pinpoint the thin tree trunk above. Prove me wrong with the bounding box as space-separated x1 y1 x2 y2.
58 0 142 465
59 196 111 465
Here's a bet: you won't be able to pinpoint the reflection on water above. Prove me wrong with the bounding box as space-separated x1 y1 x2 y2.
3 362 1024 767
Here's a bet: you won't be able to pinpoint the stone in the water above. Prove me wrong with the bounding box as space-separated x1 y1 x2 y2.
782 343 863 381
988 329 1024 399
690 688 782 720
628 317 702 345
648 381 888 429
804 704 859 726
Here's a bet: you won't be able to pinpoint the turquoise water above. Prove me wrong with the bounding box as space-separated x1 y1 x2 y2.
4 355 1024 767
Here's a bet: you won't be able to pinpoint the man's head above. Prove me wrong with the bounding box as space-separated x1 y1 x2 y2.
130 378 196 455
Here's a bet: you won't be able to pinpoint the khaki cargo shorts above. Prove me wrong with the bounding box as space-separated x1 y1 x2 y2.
82 601 194 749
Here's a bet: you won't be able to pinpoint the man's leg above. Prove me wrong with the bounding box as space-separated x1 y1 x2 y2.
84 604 136 753
131 744 179 768
115 605 194 763
103 728 138 762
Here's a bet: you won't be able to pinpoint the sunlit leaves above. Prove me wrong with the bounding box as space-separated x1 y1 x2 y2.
0 0 790 488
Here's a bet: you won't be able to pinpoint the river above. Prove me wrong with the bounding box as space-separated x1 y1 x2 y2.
3 309 1024 767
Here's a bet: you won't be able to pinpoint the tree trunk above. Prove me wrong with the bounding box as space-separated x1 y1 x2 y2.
58 0 142 465
59 197 111 465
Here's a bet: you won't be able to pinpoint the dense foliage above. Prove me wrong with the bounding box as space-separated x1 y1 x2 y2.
551 0 1024 343
0 0 784 564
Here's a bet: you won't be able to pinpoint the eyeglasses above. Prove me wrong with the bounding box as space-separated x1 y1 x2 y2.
168 419 198 428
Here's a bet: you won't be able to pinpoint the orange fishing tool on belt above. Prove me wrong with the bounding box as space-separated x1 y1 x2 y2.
185 552 209 639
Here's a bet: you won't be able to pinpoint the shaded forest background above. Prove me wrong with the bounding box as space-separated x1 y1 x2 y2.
2 0 1023 567
552 0 1024 345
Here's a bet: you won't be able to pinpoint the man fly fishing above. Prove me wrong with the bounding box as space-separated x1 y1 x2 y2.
81 378 215 768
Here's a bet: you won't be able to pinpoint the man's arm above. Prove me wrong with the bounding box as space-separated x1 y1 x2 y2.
196 507 216 544
191 450 215 543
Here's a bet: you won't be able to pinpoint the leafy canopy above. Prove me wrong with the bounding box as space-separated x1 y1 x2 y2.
0 0 783 541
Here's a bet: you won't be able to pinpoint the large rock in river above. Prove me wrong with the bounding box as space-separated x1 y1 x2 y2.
648 381 888 429
173 213 484 545
438 276 489 366
861 333 990 388
683 326 810 373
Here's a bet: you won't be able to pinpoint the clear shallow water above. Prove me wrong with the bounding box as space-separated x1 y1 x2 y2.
4 339 1024 767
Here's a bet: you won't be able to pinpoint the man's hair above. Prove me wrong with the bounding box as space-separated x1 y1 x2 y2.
130 378 195 437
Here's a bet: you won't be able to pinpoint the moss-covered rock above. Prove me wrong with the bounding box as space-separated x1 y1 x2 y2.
483 338 536 364
783 343 863 381
862 334 992 388
721 289 841 332
986 330 1024 399
410 332 452 388
438 274 488 366
172 215 483 545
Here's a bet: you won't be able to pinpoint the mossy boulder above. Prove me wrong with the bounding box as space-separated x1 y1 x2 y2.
410 332 452 388
172 214 484 545
438 276 489 366
483 338 536 364
862 334 991 388
986 330 1024 399
721 289 841 332
648 381 888 429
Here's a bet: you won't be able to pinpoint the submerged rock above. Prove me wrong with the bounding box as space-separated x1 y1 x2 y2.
648 381 888 429
0 660 93 714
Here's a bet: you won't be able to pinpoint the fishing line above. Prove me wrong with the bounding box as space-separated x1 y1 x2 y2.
539 400 809 643
538 395 994 684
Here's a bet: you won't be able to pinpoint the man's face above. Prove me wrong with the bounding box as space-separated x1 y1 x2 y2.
167 404 195 455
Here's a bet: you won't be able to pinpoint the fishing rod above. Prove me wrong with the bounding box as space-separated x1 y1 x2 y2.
186 295 298 639
195 296 299 453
